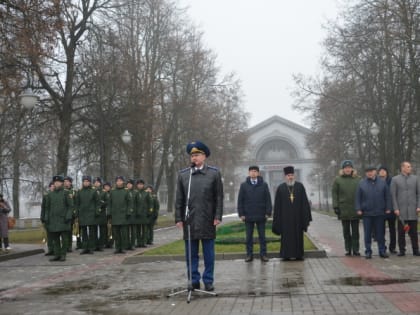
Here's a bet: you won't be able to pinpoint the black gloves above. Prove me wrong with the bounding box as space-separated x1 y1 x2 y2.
333 207 340 215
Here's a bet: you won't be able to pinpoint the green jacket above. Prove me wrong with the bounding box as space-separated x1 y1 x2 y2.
40 191 49 223
66 187 77 219
149 193 160 223
95 189 108 225
109 187 133 225
126 188 136 224
332 172 361 220
134 189 151 224
44 187 74 232
76 186 100 226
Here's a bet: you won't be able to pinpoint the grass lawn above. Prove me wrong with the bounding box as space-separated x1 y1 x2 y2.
9 228 45 244
143 221 316 256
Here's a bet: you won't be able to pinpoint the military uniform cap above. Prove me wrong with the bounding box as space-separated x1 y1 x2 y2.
145 184 154 190
53 175 64 182
103 182 111 188
82 175 92 182
64 176 73 182
127 179 135 185
136 179 145 185
115 175 125 182
186 140 210 157
94 177 102 183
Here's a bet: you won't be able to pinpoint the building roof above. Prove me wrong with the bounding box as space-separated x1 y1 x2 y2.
248 115 311 135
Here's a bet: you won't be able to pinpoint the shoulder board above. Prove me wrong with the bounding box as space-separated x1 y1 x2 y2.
207 165 219 171
179 167 191 173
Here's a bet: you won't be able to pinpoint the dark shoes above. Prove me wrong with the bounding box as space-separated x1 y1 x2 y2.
345 252 351 256
413 251 420 256
48 256 65 262
49 256 61 261
80 249 93 255
397 252 405 257
192 282 200 290
114 250 126 254
353 251 360 256
245 256 253 262
44 251 54 256
261 256 269 262
380 253 389 258
390 249 397 254
365 254 372 259
204 283 214 291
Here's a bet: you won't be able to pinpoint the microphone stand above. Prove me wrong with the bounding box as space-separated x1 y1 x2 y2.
167 165 217 303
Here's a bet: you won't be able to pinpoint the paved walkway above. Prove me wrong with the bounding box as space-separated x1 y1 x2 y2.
0 212 420 314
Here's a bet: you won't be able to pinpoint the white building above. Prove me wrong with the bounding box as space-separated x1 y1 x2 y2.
234 115 319 203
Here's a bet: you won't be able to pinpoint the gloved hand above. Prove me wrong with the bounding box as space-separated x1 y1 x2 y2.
333 207 340 215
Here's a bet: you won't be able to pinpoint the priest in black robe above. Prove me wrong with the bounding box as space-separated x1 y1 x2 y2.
272 166 312 260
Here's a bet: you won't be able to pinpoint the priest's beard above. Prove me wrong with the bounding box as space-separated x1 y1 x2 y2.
287 180 295 187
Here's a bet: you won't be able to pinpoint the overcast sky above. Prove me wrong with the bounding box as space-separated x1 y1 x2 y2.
178 0 341 127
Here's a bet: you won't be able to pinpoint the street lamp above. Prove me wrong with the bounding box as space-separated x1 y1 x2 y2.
370 122 379 137
121 130 132 144
19 88 38 109
168 152 174 164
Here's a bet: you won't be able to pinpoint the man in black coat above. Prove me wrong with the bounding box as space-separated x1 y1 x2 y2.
175 141 223 292
272 166 312 261
237 165 272 262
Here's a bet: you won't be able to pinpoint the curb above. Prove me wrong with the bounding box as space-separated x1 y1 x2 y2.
0 248 45 262
122 249 326 264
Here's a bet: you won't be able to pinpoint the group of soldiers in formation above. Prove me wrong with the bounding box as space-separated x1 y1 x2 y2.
40 175 160 261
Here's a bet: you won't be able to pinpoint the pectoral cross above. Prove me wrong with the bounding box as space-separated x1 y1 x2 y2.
290 193 294 203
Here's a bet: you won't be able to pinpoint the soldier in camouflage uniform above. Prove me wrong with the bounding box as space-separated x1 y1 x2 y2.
109 176 133 254
64 176 80 251
40 182 55 255
145 185 159 245
44 175 74 261
134 179 151 247
76 176 101 254
125 179 136 250
93 177 107 251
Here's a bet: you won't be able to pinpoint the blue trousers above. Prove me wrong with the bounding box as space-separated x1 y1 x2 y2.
245 220 267 256
362 215 385 255
185 239 215 285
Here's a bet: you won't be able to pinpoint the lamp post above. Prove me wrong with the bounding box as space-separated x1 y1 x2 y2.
121 130 133 178
369 122 380 165
314 174 322 210
325 160 337 212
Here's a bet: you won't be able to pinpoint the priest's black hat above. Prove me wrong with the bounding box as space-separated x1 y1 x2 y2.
283 166 295 175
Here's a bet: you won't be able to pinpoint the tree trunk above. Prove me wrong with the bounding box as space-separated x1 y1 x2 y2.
56 102 72 175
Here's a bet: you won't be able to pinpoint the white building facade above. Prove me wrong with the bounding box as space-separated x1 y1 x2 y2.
234 115 319 203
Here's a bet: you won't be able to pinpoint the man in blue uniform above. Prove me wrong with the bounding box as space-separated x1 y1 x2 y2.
175 141 223 292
